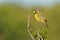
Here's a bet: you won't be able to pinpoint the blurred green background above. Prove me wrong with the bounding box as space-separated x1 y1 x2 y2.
0 0 60 40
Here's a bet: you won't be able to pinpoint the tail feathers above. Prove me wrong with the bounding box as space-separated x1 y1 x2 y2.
45 22 49 29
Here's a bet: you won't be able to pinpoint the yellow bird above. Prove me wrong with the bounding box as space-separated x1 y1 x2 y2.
32 8 48 28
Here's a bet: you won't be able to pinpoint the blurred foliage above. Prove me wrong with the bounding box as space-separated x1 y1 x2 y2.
0 3 60 40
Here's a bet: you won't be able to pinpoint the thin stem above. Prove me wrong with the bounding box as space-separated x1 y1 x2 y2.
37 26 40 40
27 14 35 40
39 34 44 40
38 24 44 40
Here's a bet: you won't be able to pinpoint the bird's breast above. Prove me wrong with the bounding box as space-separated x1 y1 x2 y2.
35 14 41 22
34 14 45 23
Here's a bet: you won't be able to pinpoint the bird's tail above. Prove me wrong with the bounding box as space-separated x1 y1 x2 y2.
45 22 49 29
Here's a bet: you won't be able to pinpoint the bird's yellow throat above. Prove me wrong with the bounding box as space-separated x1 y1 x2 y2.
34 13 45 23
34 14 40 22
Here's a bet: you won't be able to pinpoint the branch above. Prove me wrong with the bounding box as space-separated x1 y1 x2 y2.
27 14 35 40
37 24 44 40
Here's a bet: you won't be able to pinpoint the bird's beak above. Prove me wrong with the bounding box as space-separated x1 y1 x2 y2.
32 9 34 13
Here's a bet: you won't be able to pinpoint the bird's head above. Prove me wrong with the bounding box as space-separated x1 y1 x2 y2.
32 8 39 14
32 9 37 14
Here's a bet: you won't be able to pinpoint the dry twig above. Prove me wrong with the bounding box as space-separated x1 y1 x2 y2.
27 14 35 40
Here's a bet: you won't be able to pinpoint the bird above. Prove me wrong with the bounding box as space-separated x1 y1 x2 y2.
32 8 48 28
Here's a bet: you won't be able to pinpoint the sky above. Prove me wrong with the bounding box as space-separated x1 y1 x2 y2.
0 0 60 8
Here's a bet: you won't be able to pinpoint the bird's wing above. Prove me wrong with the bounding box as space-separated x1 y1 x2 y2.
40 12 46 17
39 12 47 19
37 12 47 23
